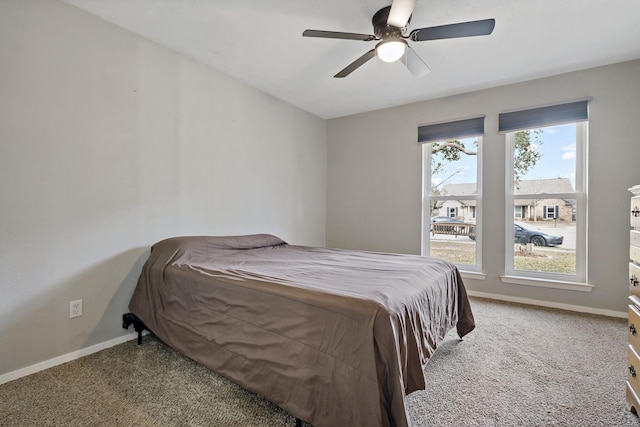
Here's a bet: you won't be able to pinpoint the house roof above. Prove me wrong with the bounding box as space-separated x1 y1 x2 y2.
437 178 575 208
440 177 574 197
439 183 476 196
513 177 574 194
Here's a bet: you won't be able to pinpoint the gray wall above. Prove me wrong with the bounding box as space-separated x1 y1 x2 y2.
327 60 640 313
0 0 326 375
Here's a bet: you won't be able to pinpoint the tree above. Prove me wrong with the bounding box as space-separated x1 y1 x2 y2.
513 129 543 188
431 130 543 189
431 139 477 178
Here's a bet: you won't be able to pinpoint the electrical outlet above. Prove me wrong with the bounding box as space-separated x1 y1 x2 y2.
70 300 82 318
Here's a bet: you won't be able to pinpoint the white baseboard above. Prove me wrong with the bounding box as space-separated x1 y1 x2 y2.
0 332 143 386
467 290 627 318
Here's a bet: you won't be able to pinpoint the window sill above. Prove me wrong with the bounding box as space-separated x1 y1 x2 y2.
500 275 594 292
460 270 486 281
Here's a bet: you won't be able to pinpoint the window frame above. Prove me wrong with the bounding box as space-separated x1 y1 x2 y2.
544 205 558 219
421 137 483 272
503 122 588 285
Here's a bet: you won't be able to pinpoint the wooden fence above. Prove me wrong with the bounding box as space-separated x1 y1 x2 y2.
431 223 476 238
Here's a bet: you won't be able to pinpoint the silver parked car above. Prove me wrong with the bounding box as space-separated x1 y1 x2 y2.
468 223 563 246
514 223 563 246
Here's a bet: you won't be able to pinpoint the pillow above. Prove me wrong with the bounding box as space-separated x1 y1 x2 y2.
203 234 286 250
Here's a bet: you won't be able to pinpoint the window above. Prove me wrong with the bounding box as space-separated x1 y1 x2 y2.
419 117 484 271
544 205 558 220
500 100 588 284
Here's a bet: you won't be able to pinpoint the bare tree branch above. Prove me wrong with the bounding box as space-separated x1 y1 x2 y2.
432 142 477 155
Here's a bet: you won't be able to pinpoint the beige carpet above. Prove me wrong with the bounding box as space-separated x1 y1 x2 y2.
1 297 639 426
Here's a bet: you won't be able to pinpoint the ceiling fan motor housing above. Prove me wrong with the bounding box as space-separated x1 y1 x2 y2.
372 6 410 39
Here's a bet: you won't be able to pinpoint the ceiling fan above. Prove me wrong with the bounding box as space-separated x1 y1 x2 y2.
302 0 495 78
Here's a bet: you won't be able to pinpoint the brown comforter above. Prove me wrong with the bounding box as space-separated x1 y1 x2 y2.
129 234 475 427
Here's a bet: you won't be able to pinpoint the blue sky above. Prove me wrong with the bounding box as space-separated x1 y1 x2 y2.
432 123 577 189
520 123 577 188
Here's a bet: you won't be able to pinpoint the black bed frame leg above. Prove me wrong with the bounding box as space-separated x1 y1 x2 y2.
295 418 302 427
122 313 148 345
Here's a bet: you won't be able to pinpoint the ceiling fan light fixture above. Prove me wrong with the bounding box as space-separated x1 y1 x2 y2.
375 38 407 63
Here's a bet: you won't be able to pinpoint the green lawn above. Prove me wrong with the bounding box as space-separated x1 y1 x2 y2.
430 240 576 274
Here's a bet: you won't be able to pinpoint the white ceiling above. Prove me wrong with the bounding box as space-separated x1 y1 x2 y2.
64 0 640 119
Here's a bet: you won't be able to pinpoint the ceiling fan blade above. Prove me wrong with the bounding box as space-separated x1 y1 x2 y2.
303 29 376 41
401 47 431 77
387 0 416 28
334 49 376 78
410 18 496 41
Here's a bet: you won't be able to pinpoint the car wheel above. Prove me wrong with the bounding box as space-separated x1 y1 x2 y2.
531 236 546 246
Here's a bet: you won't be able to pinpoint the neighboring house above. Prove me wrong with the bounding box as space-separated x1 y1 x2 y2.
436 183 477 222
512 178 575 222
437 178 575 222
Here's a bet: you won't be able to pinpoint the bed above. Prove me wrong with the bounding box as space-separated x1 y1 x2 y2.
126 234 475 427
